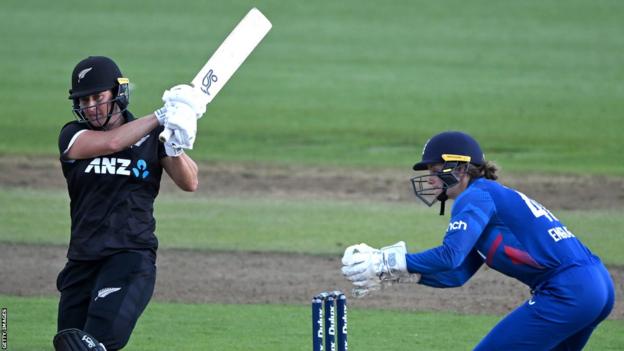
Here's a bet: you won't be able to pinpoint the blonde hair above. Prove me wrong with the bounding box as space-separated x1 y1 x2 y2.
466 161 499 180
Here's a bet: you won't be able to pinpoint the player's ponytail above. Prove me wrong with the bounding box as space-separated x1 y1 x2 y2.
467 161 499 180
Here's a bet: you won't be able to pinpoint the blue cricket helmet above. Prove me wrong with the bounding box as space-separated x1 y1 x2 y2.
413 131 485 171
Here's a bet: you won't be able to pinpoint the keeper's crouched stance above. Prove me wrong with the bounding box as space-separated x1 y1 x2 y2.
55 56 205 350
341 131 615 350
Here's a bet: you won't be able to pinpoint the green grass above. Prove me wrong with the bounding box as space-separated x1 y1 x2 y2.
2 295 623 350
1 0 623 174
1 187 623 265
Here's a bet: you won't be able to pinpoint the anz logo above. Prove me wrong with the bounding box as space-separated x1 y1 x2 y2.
132 159 150 179
447 220 468 232
84 157 150 179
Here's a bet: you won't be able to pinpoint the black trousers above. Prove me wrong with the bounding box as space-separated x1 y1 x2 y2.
56 250 156 350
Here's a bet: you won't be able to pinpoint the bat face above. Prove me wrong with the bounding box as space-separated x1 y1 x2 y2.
190 7 272 106
159 8 271 143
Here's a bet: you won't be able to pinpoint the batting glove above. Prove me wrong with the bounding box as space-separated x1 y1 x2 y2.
162 84 206 119
154 105 168 126
164 104 198 149
164 141 183 157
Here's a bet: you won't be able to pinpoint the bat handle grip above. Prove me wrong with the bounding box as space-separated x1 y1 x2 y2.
159 128 173 143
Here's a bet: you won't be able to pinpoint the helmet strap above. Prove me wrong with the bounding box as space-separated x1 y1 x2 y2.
434 163 467 216
437 191 448 216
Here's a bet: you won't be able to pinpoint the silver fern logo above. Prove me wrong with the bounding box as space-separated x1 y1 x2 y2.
78 67 93 82
95 287 121 301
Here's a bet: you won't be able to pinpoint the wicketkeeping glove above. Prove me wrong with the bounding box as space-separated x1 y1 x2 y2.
340 243 382 297
378 241 409 280
341 241 408 280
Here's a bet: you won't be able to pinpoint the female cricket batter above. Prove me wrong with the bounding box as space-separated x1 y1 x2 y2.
341 131 614 350
53 56 205 350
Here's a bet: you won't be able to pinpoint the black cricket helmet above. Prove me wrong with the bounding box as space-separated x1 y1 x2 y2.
410 131 484 214
69 56 129 128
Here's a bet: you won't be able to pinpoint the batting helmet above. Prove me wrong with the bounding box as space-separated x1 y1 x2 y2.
411 131 485 215
412 131 484 171
68 56 130 128
69 56 124 99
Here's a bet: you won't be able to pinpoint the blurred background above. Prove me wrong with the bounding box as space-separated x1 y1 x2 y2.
1 0 622 173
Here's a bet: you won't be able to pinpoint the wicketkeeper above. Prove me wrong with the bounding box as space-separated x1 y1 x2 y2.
341 131 614 350
54 56 205 350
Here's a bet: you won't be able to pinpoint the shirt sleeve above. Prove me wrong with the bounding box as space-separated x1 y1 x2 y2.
418 250 484 288
406 186 495 274
58 122 88 162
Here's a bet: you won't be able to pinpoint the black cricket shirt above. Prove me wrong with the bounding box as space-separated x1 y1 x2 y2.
58 112 167 260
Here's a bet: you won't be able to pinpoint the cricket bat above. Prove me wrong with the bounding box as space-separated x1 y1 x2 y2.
159 7 272 142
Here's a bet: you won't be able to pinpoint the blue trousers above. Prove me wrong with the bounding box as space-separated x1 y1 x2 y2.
56 250 156 350
474 263 614 351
